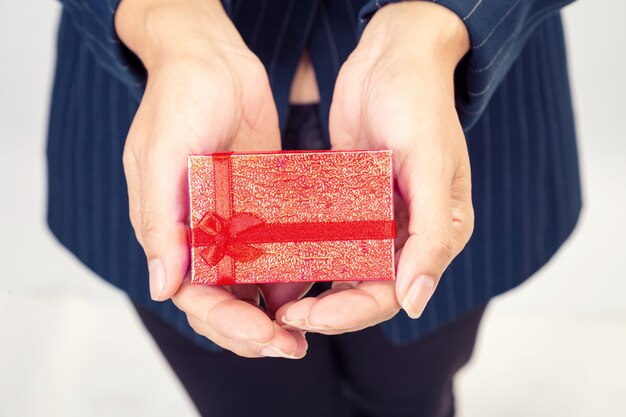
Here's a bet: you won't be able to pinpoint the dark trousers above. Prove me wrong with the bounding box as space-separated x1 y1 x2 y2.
132 292 485 417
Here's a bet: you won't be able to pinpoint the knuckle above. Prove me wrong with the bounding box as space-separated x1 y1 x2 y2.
187 315 215 342
141 220 158 240
335 62 353 86
456 201 475 246
122 143 138 170
128 205 138 226
235 316 274 344
431 236 454 264
129 214 143 244
122 146 131 166
140 213 165 249
132 227 144 247
127 199 145 246
200 308 216 329
250 60 269 80
249 323 275 345
465 206 475 239
186 315 203 335
199 300 224 331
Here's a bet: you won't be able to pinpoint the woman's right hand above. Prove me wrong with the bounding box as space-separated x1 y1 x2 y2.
116 0 309 358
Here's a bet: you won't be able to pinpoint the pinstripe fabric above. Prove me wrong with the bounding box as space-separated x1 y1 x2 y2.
46 1 581 352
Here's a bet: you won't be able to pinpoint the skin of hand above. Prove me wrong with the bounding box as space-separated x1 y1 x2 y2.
275 1 473 334
116 0 312 358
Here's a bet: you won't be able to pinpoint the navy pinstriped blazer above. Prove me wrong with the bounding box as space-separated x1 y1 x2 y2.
47 0 581 352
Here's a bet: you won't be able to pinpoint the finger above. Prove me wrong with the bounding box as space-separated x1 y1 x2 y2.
173 280 306 358
273 290 334 331
393 145 454 319
187 316 307 359
274 283 347 329
122 145 143 246
229 284 261 306
331 280 360 291
277 281 399 335
259 282 313 319
136 139 190 302
393 188 410 252
188 316 307 359
450 148 475 254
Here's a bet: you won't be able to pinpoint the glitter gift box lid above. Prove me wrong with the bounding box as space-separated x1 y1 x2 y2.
187 150 396 285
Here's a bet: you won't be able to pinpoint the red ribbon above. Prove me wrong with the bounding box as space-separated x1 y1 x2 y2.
191 211 267 267
189 152 396 285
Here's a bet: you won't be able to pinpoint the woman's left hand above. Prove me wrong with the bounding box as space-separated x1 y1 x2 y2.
276 2 474 334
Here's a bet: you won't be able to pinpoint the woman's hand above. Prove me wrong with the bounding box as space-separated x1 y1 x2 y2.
117 0 310 358
276 2 473 334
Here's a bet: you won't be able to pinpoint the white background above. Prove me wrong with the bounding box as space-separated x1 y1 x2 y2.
1 1 625 416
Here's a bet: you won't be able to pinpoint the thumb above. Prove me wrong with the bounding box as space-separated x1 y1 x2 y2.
393 149 454 319
139 148 190 301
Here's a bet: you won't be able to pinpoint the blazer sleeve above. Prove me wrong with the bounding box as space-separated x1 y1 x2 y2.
59 0 146 99
357 0 576 130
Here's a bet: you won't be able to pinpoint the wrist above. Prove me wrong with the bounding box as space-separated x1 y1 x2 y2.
361 1 470 73
115 0 245 72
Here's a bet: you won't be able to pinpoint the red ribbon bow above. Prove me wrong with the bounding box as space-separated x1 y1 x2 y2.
191 211 266 267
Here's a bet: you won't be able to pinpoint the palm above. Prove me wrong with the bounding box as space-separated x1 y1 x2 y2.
126 51 311 356
272 58 411 334
171 58 313 318
220 56 314 317
332 58 411 247
276 42 471 332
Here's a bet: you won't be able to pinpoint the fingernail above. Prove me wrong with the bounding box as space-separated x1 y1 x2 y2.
401 275 435 319
332 282 356 291
396 268 415 302
148 258 166 301
282 317 327 331
303 319 330 331
279 317 303 331
261 346 298 359
281 317 304 327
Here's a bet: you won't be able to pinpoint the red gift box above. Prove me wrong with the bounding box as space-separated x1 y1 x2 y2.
187 150 396 285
